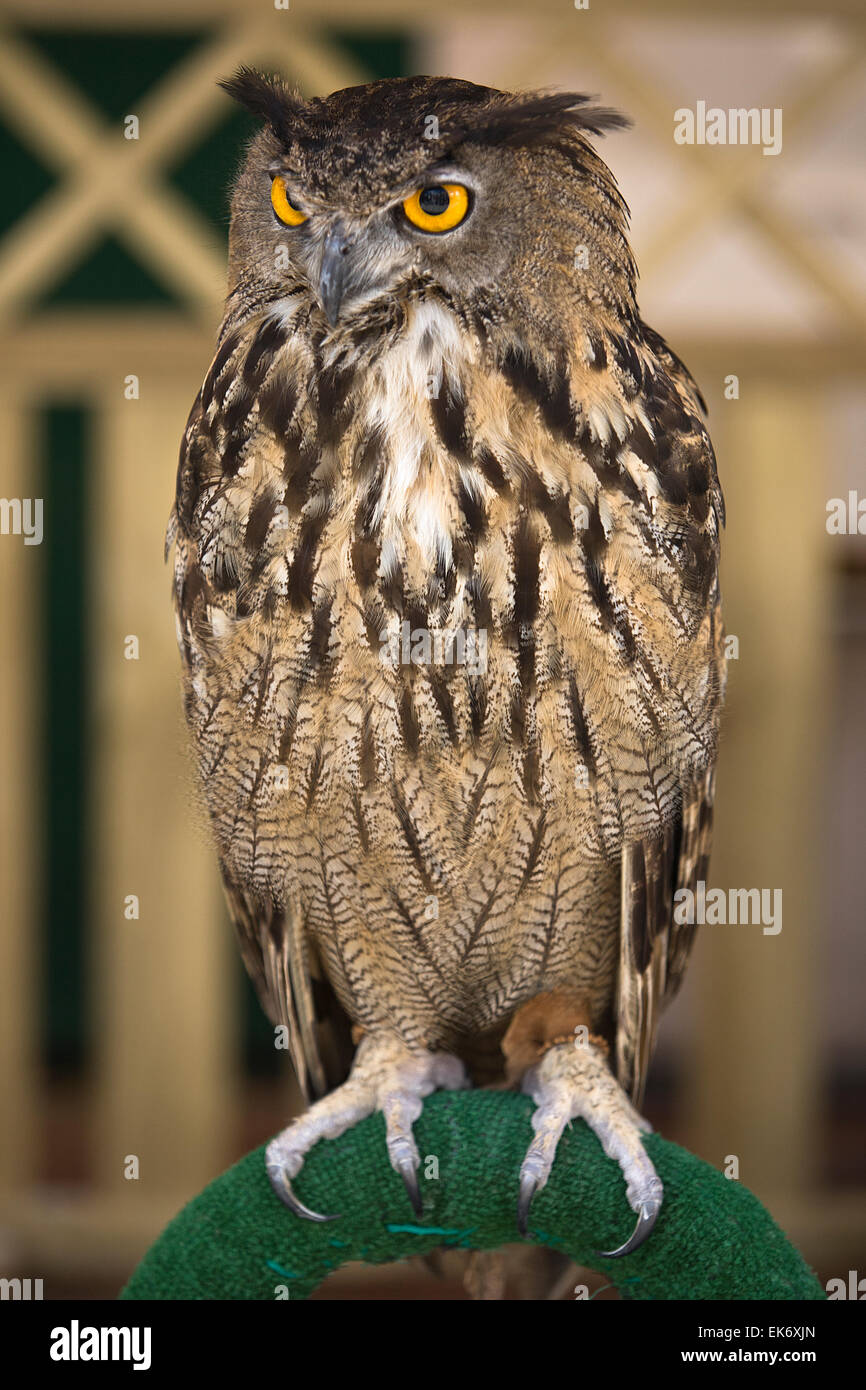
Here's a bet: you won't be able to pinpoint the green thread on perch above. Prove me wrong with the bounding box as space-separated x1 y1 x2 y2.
120 1090 825 1301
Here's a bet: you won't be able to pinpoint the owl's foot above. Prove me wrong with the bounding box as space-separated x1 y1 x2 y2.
517 1039 662 1258
265 1033 467 1221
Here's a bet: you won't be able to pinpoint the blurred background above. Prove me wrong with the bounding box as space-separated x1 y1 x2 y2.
0 0 864 1299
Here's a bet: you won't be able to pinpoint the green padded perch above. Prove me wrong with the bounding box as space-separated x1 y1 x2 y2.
121 1089 824 1301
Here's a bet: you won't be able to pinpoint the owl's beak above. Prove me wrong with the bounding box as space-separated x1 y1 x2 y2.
318 224 352 327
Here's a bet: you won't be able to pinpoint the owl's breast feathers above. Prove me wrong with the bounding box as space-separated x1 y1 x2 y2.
171 294 724 1099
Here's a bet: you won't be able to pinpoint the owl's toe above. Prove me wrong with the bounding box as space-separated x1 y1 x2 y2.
265 1032 467 1221
516 1037 663 1257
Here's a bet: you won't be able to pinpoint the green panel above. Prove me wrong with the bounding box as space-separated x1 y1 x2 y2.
0 120 54 239
333 30 411 82
166 109 259 244
39 405 90 1073
16 28 205 306
22 28 204 124
4 28 412 303
37 234 178 308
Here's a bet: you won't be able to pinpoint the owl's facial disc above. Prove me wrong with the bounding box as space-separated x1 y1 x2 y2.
267 162 477 328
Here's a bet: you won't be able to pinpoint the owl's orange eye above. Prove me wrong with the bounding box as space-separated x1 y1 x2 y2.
270 176 307 227
402 183 469 234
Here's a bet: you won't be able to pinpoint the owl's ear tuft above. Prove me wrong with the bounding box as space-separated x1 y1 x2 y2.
219 66 307 140
452 91 631 148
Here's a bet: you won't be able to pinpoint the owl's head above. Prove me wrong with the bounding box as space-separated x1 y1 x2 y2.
221 71 633 345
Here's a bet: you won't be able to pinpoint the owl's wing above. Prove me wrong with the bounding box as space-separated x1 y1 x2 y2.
616 766 715 1106
610 326 724 1106
170 374 353 1104
220 866 353 1100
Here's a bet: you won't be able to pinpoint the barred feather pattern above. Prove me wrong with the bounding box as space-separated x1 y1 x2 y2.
171 227 724 1103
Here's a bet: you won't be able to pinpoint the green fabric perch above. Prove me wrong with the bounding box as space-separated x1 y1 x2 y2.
120 1089 824 1300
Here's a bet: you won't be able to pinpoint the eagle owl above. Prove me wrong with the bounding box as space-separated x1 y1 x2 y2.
169 71 725 1260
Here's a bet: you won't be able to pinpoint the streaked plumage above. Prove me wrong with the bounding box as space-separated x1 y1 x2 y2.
168 72 725 1267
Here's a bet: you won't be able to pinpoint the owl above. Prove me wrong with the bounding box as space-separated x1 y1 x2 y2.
168 70 725 1262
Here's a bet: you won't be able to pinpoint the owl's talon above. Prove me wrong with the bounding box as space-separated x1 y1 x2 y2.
393 1148 423 1218
516 1171 539 1238
266 1161 340 1222
598 1198 660 1258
